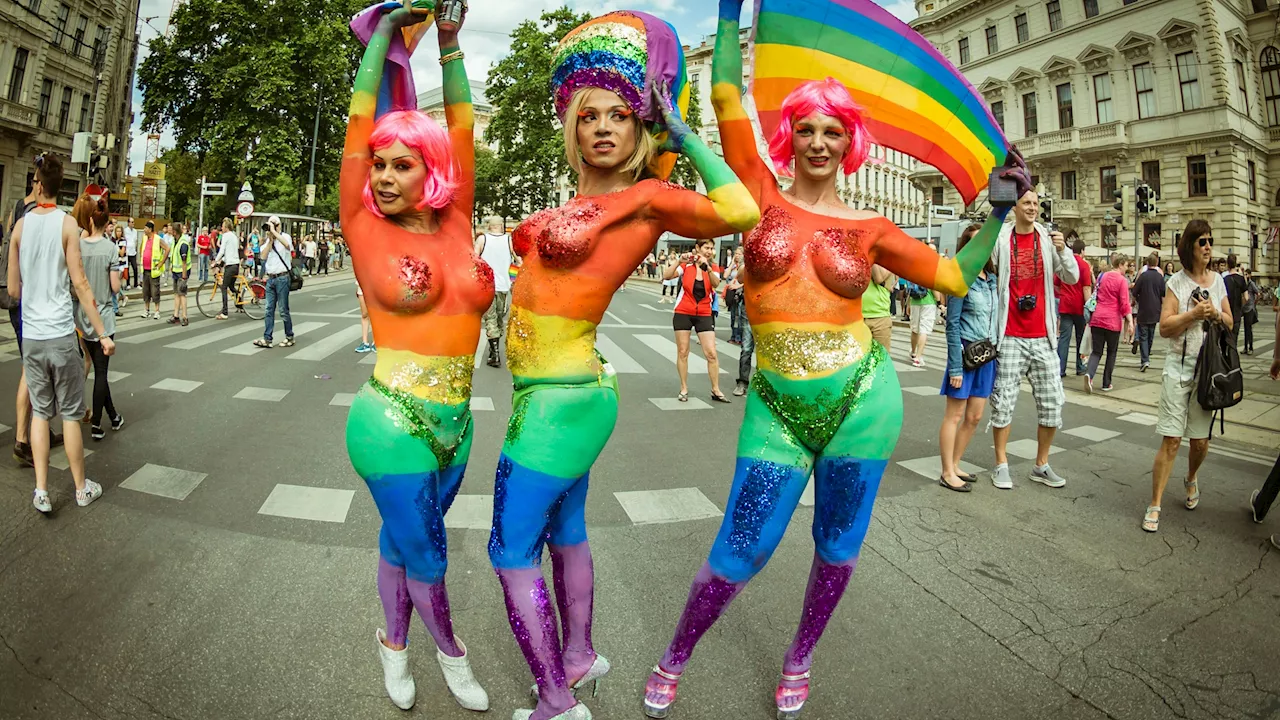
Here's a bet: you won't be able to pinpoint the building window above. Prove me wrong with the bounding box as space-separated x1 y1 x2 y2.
990 100 1004 130
1176 52 1201 110
7 48 29 103
958 37 969 65
93 25 108 66
78 92 90 132
38 79 52 127
1084 0 1099 17
931 186 944 206
1263 47 1280 126
58 86 72 133
1133 62 1156 119
1056 83 1073 128
1061 171 1077 200
1236 60 1250 114
73 15 89 58
1141 160 1161 195
985 26 998 54
1249 160 1257 201
1187 155 1207 197
1253 0 1269 11
1099 166 1116 203
1022 92 1038 136
1047 1 1063 31
53 3 70 47
1015 13 1029 43
1093 73 1114 123
21 0 40 12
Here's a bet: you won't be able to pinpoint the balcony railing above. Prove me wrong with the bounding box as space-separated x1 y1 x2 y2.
1014 122 1127 155
0 98 37 131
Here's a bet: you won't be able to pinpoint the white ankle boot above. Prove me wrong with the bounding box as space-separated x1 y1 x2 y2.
376 629 415 710
437 636 489 711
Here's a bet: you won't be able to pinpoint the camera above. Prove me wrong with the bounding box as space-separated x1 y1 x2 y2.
1016 295 1038 312
1190 287 1208 304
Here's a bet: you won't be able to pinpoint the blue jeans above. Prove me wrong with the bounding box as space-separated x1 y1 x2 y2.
1137 322 1157 365
730 301 746 343
1056 313 1087 375
738 321 754 384
198 254 210 282
263 275 293 342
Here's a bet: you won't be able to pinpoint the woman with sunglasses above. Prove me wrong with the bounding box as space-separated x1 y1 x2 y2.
1142 220 1232 532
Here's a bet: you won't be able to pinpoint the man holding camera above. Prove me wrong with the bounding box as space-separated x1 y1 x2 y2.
988 190 1079 490
253 215 295 348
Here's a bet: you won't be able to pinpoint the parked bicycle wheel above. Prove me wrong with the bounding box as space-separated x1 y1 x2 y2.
240 281 265 321
196 280 221 318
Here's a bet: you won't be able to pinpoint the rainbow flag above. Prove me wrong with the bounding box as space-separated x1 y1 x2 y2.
751 0 1009 204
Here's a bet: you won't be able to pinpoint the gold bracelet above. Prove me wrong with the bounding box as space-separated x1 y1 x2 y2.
439 50 465 65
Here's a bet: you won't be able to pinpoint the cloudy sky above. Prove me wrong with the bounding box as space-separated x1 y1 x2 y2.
126 0 917 173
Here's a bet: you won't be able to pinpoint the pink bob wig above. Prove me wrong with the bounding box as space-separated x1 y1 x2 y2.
362 110 459 216
767 78 874 178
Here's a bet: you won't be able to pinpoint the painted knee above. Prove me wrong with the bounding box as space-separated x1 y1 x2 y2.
707 549 767 585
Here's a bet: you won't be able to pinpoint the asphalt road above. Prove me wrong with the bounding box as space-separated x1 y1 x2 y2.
1 271 1278 720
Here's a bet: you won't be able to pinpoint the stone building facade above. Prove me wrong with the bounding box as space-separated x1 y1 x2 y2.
0 0 140 213
910 0 1280 279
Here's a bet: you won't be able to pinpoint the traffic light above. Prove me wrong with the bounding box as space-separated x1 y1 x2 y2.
87 134 114 185
1039 196 1053 224
1112 186 1133 229
1135 184 1149 215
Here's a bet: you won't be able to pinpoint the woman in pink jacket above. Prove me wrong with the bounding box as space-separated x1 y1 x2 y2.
1085 253 1135 392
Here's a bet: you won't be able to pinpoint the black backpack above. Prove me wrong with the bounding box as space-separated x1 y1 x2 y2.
1192 320 1244 437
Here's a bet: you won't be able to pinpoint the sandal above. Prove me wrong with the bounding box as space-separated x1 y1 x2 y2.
1184 476 1200 510
643 665 682 719
1142 505 1160 533
215 314 228 320
677 392 688 403
710 393 732 404
776 670 811 720
252 339 272 348
938 475 972 493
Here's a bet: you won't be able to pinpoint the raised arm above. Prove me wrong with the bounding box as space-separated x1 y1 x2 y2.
713 0 772 203
438 13 474 228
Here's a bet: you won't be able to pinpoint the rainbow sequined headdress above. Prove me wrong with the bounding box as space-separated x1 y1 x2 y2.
551 10 691 180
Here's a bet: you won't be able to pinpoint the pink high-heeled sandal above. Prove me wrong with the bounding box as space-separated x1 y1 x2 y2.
775 670 811 720
642 665 682 718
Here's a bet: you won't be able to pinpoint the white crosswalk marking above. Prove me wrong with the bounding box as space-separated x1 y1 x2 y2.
222 322 329 355
634 334 726 374
165 323 261 350
359 350 378 364
470 397 495 411
594 333 646 373
715 339 740 360
614 488 723 525
286 325 363 361
118 321 206 344
474 335 486 369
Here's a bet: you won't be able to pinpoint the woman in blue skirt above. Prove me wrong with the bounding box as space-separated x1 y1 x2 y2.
938 224 999 492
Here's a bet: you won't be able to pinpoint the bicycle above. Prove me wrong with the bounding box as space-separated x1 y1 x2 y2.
196 266 266 320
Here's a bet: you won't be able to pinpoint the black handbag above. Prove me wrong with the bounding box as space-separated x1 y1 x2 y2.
270 241 304 291
962 338 997 370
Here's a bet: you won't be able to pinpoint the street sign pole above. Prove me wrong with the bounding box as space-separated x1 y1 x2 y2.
198 175 205 233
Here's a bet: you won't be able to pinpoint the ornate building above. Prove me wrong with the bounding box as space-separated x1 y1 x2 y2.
1 0 140 210
910 0 1280 278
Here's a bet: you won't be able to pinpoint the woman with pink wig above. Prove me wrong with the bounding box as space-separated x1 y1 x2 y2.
641 2 1030 718
341 0 491 713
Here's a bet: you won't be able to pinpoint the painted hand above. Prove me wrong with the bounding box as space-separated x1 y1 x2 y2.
652 81 692 154
381 0 434 29
999 145 1034 199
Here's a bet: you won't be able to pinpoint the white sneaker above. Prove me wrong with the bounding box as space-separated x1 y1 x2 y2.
436 636 489 711
33 490 51 513
76 479 103 507
139 310 149 318
991 464 1013 490
376 629 415 710
1030 465 1067 488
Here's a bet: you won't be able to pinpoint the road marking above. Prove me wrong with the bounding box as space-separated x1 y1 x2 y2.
444 494 493 529
1183 440 1275 467
902 385 938 396
165 323 261 350
1002 438 1064 460
603 310 628 326
0 423 9 434
222 321 329 355
634 334 726 374
640 304 670 313
151 378 203 393
474 335 487 369
896 456 986 481
330 393 356 407
286 325 363 361
234 386 290 402
359 351 378 364
290 311 364 319
614 488 723 525
120 463 208 501
1065 425 1122 442
1118 412 1159 426
0 351 17 363
649 397 712 410
86 370 131 382
49 447 94 471
594 333 646 374
258 484 355 523
471 397 495 411
715 339 740 360
800 477 815 506
893 361 923 373
118 321 206 344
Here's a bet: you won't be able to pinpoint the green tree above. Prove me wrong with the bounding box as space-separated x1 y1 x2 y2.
137 0 364 219
667 88 704 190
474 142 505 221
484 7 590 216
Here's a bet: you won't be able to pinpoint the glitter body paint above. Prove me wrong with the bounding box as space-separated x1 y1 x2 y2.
493 11 761 718
651 0 1008 689
343 4 482 659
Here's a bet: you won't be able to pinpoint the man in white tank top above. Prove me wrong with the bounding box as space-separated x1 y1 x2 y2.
474 215 519 368
6 153 115 514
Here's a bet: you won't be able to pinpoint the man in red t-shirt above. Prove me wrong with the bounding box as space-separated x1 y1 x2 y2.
988 190 1080 491
1053 238 1093 376
195 227 212 283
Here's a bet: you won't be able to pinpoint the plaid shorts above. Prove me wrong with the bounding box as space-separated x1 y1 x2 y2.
989 335 1065 429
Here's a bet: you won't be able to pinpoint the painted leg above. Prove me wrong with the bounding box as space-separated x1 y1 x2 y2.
377 546 412 649
497 567 576 720
547 472 601 686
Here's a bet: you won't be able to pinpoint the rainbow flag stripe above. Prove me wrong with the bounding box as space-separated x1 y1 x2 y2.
751 0 1009 203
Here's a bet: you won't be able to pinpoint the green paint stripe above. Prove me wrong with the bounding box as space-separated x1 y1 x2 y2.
553 35 648 70
710 17 743 89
